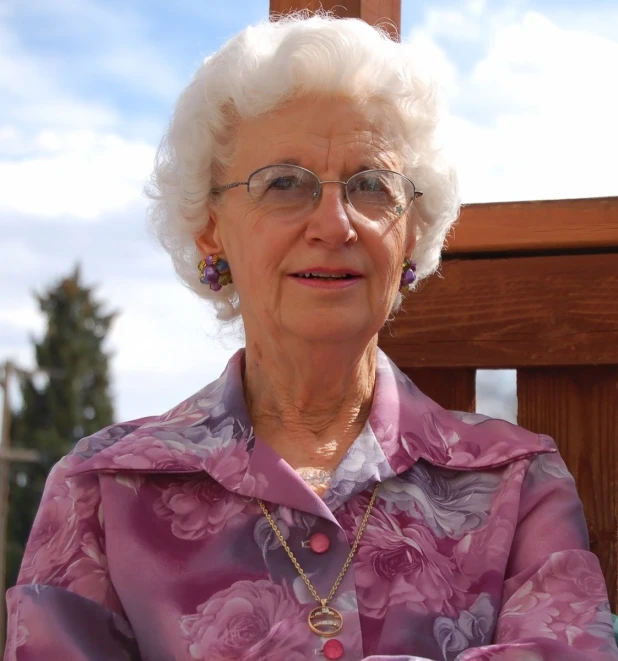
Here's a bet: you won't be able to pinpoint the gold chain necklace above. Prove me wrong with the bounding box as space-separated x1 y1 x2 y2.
257 482 380 637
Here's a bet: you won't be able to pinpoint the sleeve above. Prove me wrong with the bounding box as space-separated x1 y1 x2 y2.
454 439 618 661
4 455 141 661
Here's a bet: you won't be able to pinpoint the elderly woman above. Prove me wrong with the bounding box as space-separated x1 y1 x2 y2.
5 13 617 661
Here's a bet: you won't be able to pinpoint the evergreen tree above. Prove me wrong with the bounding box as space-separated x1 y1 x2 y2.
6 265 116 589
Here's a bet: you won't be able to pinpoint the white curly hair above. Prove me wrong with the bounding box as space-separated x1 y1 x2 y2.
145 11 461 322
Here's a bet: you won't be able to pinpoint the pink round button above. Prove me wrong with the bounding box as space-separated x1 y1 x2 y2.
323 639 344 660
308 532 330 554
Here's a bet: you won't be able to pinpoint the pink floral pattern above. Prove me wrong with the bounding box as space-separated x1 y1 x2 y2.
153 475 249 539
63 532 123 612
5 349 617 661
434 594 495 657
179 580 307 661
18 457 101 587
348 505 466 619
497 551 614 647
380 463 502 539
203 438 251 488
99 436 199 471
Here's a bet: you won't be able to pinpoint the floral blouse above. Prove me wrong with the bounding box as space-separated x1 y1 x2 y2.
5 349 618 661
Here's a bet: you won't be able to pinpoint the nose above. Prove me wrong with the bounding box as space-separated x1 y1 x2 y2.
303 182 357 248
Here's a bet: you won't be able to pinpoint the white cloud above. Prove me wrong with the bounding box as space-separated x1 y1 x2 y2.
0 4 161 221
0 130 154 219
0 306 43 333
406 5 618 202
406 29 459 100
471 11 618 112
0 238 39 274
0 22 119 132
422 0 524 48
98 271 243 419
3 0 184 103
103 277 231 374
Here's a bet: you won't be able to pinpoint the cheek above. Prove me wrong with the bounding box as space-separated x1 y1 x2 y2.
227 228 296 302
220 210 273 272
366 225 407 284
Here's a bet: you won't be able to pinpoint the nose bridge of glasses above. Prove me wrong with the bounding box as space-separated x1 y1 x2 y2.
315 179 352 205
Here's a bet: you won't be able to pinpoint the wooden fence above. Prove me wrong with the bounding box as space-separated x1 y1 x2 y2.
379 197 618 610
269 0 618 611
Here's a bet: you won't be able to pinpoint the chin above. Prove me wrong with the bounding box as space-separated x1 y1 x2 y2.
286 310 378 344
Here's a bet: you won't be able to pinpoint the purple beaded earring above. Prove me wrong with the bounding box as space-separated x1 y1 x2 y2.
198 255 232 292
399 259 417 293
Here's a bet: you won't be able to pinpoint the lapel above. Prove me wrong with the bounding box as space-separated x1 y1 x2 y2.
322 350 554 511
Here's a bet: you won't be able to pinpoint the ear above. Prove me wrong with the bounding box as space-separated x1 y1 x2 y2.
195 208 225 258
404 216 417 257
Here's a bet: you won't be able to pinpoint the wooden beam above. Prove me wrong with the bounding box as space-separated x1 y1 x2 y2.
0 361 13 653
358 0 400 39
0 362 40 652
379 252 618 368
269 0 401 40
403 368 476 413
0 448 39 463
270 0 360 18
445 197 618 256
518 366 618 610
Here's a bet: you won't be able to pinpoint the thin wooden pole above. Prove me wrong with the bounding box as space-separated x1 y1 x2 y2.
269 0 401 40
0 362 38 653
0 361 14 652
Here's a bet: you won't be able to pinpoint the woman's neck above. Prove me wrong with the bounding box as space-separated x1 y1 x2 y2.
243 338 377 474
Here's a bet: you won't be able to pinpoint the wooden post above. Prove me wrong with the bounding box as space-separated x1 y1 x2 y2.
517 367 618 610
0 360 13 652
0 362 39 652
269 0 401 40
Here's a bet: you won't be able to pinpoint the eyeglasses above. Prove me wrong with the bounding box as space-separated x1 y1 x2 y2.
211 164 423 222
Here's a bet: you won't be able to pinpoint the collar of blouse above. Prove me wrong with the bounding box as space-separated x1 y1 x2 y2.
67 348 553 522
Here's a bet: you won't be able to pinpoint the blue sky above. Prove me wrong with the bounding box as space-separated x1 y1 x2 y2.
1 0 617 424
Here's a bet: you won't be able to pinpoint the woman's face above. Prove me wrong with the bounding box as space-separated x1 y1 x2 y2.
200 96 416 347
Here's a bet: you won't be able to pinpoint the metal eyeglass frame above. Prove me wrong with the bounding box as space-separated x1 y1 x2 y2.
210 164 424 208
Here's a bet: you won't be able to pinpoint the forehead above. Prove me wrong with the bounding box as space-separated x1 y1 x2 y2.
233 96 402 173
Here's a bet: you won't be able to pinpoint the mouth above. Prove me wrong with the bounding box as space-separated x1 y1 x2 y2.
289 270 363 290
291 272 361 281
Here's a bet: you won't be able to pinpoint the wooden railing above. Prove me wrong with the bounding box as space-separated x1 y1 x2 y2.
269 0 618 612
379 197 618 610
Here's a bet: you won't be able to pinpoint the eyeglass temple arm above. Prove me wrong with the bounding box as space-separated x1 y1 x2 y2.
211 181 249 194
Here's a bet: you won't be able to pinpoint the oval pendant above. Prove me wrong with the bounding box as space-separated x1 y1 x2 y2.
308 605 343 637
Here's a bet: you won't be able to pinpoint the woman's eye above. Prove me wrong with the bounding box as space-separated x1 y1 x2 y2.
355 176 385 192
267 176 298 190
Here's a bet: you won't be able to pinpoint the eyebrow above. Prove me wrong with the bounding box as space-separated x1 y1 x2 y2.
270 158 394 173
273 157 301 166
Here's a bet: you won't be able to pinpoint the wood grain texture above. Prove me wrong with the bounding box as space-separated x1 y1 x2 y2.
270 0 361 18
404 369 476 413
269 0 401 38
517 367 618 610
446 197 618 255
379 253 618 368
359 0 401 39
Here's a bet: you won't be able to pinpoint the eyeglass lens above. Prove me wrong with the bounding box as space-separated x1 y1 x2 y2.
247 165 414 221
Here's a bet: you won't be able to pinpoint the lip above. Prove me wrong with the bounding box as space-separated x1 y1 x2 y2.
290 267 363 277
290 276 362 289
288 267 364 290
